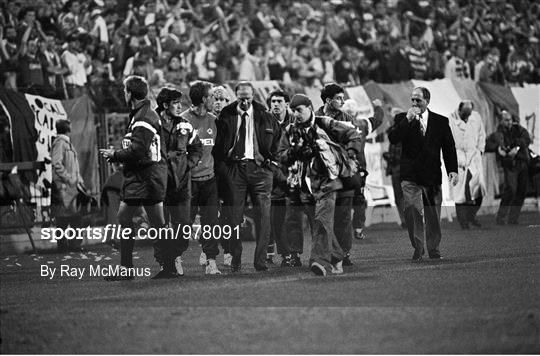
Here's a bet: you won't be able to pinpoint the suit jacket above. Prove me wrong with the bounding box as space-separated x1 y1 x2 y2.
213 100 281 166
388 110 457 186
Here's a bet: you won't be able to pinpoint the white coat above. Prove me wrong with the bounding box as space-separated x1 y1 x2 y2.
448 110 487 203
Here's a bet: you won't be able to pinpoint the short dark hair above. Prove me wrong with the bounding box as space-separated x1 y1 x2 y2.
266 90 290 107
123 76 148 100
414 87 431 102
156 87 182 113
190 81 213 106
321 83 345 102
458 100 474 111
55 119 71 134
235 81 254 94
18 6 36 21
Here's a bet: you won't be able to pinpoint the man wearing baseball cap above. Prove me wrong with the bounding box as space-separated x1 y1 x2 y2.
278 94 362 276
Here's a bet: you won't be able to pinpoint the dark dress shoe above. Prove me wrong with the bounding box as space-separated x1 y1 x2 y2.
429 253 443 259
291 253 302 267
231 256 241 272
470 219 481 227
412 250 423 261
254 264 268 271
151 270 178 279
104 275 134 281
508 220 519 225
342 255 354 266
281 255 293 267
459 222 470 229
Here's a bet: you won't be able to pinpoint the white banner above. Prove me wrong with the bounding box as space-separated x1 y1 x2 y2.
511 84 540 153
24 94 68 202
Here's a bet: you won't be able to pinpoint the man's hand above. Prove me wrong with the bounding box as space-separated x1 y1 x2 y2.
99 148 115 161
372 99 382 107
497 146 507 157
449 172 459 187
406 107 421 122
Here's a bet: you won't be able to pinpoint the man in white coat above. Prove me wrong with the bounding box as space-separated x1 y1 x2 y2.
449 100 486 229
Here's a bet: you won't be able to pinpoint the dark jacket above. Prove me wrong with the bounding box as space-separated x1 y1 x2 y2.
271 111 292 199
485 123 531 170
278 115 362 198
388 110 458 186
315 105 384 169
160 112 203 202
111 99 167 201
213 100 281 166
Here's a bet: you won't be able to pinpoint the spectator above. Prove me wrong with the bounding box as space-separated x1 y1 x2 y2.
445 40 471 79
51 119 85 253
61 33 89 98
407 34 428 79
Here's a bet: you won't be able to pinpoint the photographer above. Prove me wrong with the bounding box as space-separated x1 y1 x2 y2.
278 94 362 276
486 110 531 225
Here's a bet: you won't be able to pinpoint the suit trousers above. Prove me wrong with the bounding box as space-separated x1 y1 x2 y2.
279 190 305 256
401 181 442 257
226 161 273 268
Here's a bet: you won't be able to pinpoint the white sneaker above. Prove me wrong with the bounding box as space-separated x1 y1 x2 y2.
174 256 184 276
223 253 232 266
205 259 222 275
331 260 343 274
199 251 207 266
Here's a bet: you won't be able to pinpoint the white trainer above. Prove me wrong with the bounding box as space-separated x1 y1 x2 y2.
223 253 232 266
331 260 343 274
175 256 184 276
205 259 222 275
199 251 207 266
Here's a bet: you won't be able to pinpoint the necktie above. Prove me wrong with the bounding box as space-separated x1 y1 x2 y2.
418 115 425 136
231 112 247 159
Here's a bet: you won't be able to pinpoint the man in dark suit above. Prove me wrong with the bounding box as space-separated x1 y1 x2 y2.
388 87 458 261
213 81 281 272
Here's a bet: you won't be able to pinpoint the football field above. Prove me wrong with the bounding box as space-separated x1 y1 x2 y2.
1 213 539 354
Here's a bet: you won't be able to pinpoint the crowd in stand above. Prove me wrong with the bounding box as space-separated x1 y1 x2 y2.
1 0 539 101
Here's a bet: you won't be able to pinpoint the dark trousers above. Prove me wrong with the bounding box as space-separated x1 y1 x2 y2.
117 201 166 269
391 171 405 225
455 196 482 225
334 192 353 254
351 174 367 230
270 198 286 252
56 215 82 249
225 161 273 268
280 190 305 256
401 181 442 257
301 190 344 269
162 198 191 262
497 165 528 223
191 177 220 259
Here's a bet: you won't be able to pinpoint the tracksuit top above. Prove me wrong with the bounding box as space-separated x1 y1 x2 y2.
181 108 216 180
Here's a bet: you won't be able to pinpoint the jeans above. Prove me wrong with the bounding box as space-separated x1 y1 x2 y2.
497 165 528 223
301 190 344 269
